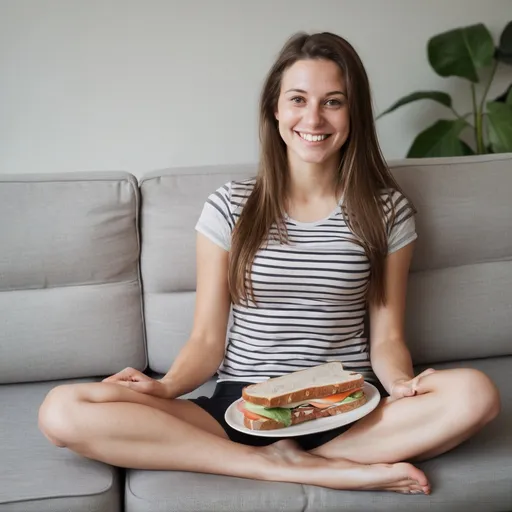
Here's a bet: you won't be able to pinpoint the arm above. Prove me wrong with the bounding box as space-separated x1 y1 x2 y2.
369 241 416 395
161 232 231 398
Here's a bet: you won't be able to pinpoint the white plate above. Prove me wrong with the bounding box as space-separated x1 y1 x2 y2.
224 382 381 437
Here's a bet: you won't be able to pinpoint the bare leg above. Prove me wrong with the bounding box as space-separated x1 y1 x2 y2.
39 382 429 493
310 368 501 464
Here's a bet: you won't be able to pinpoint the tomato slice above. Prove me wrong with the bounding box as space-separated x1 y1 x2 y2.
309 389 359 408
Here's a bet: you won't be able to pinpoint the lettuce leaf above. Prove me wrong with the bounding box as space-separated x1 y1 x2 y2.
244 402 292 427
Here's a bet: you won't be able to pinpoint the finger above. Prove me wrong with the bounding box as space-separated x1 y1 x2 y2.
412 368 436 392
410 380 419 392
403 385 416 396
102 374 124 383
103 380 132 389
102 368 131 382
418 368 436 378
129 373 153 383
393 383 413 398
103 375 126 383
403 380 417 396
123 380 158 395
104 367 146 383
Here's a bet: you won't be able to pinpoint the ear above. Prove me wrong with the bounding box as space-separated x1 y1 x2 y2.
274 111 279 121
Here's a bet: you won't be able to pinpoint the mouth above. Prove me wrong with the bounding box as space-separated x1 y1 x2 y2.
294 131 332 144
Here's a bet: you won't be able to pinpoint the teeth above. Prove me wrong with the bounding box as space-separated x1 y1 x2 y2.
299 132 329 142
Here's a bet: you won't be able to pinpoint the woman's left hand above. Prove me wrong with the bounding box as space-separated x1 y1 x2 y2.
389 368 436 401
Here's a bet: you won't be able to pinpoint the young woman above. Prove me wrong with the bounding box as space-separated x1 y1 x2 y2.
38 32 500 495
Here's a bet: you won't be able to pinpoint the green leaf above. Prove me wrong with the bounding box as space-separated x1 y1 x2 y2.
496 21 512 64
428 23 495 82
377 91 452 119
244 402 292 427
406 119 472 157
486 101 512 153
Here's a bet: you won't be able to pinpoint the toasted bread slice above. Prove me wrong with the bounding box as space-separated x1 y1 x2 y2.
242 362 363 408
243 393 367 430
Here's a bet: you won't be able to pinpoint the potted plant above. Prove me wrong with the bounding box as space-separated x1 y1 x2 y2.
378 21 512 157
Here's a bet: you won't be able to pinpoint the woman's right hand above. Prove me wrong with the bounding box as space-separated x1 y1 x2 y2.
102 367 175 399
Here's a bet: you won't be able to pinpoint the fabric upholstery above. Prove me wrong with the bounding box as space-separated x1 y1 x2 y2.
0 379 121 512
125 357 511 512
391 154 512 364
139 165 251 374
2 153 512 512
389 154 512 273
0 172 147 383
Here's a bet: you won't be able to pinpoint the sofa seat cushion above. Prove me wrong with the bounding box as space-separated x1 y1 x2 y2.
126 356 511 512
0 380 121 512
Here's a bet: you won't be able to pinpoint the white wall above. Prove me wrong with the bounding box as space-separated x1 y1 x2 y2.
1 0 510 177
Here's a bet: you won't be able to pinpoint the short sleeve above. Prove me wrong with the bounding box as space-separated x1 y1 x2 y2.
195 182 234 251
385 190 418 254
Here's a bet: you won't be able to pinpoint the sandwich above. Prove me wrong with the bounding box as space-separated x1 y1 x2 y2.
237 362 367 430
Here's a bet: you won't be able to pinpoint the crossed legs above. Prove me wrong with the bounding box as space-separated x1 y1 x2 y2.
38 368 500 494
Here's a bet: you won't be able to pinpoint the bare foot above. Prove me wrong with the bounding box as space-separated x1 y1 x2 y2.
259 439 430 494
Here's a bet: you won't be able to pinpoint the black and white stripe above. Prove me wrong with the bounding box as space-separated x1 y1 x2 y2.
196 178 416 384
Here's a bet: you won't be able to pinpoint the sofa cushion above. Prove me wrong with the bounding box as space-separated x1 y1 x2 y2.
126 473 305 512
0 379 121 512
125 356 511 512
0 172 147 383
404 261 512 364
389 154 512 273
139 165 253 374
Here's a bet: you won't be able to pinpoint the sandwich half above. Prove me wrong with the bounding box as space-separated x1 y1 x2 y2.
237 362 367 430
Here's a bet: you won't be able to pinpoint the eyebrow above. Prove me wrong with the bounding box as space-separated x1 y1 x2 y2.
285 88 347 97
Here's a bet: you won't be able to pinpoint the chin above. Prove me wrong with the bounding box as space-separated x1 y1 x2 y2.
296 150 338 166
301 157 328 165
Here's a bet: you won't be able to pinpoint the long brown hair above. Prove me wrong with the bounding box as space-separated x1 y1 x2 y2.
229 32 415 307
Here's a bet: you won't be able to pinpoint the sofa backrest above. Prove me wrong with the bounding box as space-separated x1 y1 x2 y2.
139 165 253 374
391 154 512 364
140 154 512 374
0 172 147 384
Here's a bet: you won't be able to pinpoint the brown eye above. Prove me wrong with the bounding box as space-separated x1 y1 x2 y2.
291 96 305 104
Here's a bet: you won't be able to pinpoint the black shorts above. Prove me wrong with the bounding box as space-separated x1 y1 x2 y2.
188 380 388 451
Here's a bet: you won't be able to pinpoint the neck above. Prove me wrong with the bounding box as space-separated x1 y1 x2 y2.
286 152 341 203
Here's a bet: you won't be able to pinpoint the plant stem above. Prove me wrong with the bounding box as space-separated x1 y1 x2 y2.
478 60 499 151
471 83 483 154
479 61 499 113
450 107 470 123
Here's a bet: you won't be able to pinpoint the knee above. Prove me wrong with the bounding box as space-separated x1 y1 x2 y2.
449 369 501 425
38 384 83 447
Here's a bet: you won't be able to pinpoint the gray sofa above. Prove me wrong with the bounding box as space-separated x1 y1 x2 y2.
1 154 511 512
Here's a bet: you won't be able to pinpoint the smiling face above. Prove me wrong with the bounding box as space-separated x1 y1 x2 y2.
275 58 350 169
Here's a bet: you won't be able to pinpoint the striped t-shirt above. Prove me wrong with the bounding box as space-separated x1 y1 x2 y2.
195 178 417 385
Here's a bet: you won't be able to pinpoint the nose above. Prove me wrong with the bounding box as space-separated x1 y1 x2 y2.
304 103 322 127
